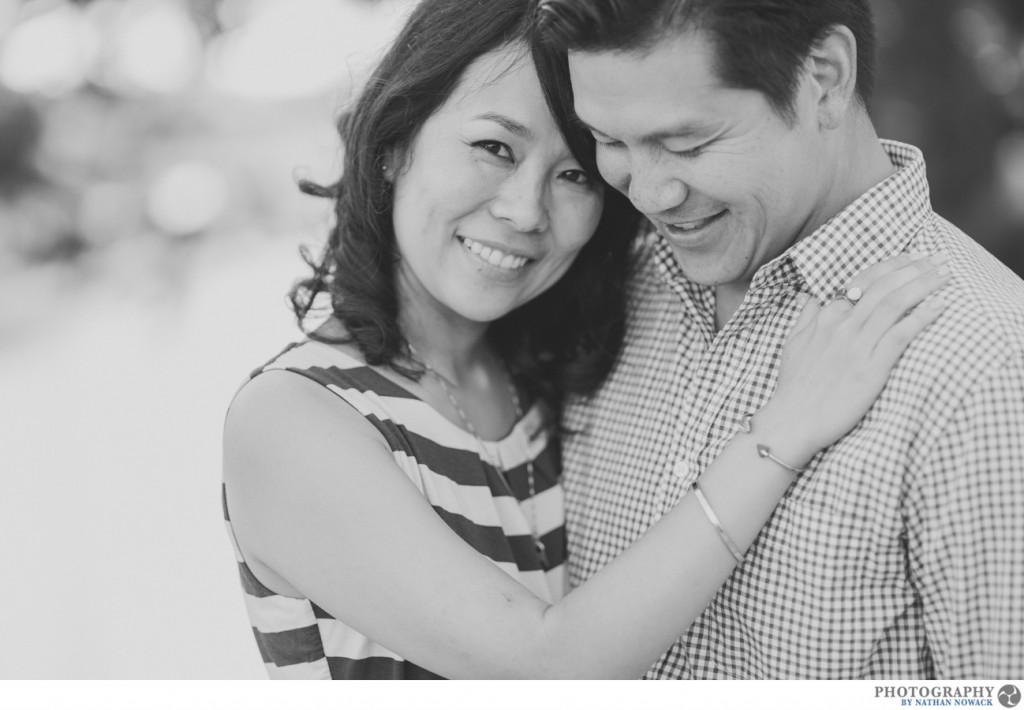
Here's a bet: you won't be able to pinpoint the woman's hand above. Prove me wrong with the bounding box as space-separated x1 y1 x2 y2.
756 251 950 465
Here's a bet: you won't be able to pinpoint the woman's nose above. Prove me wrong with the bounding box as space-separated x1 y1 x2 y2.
489 170 549 233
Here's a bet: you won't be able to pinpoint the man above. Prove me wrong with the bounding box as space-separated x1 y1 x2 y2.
539 0 1024 678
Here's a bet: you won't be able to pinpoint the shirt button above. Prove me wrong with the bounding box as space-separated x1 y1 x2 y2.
672 459 690 479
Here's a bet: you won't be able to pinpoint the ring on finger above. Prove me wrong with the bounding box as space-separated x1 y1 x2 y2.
840 285 864 307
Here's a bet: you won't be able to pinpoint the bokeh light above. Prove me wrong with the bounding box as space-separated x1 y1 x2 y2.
206 0 405 101
0 4 98 95
94 0 203 95
146 160 229 236
995 131 1024 221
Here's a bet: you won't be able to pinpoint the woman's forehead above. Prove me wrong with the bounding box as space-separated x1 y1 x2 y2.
447 42 533 109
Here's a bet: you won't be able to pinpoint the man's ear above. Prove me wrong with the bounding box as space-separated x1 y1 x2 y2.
807 24 858 130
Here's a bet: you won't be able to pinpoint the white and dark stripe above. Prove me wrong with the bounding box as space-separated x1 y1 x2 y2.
224 341 567 679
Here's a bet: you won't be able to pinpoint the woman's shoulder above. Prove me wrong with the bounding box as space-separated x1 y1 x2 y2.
221 348 430 604
225 357 389 465
225 337 400 461
244 338 418 399
255 338 364 377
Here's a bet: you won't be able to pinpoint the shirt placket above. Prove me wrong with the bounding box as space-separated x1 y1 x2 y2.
663 284 798 513
652 283 715 516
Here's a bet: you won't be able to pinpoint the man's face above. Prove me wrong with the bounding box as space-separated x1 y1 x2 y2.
569 31 831 292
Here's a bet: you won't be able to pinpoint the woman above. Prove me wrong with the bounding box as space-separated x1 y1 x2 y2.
222 0 949 679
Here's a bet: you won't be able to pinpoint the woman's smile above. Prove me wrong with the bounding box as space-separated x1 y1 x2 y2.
458 236 535 272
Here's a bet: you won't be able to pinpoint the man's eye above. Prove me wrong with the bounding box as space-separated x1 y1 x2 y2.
669 142 709 158
593 135 624 149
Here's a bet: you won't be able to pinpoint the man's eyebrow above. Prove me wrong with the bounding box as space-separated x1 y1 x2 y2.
648 122 717 141
573 115 605 136
574 115 716 142
474 112 533 139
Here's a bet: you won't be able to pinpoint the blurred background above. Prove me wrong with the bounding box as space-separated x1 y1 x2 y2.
0 0 1022 680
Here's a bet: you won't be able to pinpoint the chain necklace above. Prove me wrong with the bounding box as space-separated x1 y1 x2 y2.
407 343 549 568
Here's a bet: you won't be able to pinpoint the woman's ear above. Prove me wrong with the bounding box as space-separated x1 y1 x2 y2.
381 148 403 183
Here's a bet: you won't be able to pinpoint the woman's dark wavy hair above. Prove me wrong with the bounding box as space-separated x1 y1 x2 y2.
290 0 641 415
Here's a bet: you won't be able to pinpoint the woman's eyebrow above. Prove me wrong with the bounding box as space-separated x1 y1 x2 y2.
474 112 533 139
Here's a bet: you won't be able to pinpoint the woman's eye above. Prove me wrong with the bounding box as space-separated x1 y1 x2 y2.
560 169 592 186
474 140 513 161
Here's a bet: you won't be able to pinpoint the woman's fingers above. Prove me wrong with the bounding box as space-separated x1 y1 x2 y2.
844 251 938 294
809 253 940 330
815 251 949 341
858 265 950 345
840 251 949 327
873 295 947 366
847 251 950 344
789 292 819 336
767 251 951 457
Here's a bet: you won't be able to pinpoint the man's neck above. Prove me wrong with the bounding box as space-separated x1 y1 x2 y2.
714 284 749 332
714 119 896 330
820 114 897 232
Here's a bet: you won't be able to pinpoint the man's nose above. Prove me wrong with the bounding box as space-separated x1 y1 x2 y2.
627 154 688 217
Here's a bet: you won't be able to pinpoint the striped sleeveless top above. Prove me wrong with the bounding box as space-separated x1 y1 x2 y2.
223 340 568 679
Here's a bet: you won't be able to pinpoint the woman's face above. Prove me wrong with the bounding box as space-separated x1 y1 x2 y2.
389 44 604 327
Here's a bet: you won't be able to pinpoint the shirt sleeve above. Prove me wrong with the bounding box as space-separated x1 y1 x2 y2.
905 350 1024 678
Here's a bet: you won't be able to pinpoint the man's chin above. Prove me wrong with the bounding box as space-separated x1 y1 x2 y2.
665 246 731 285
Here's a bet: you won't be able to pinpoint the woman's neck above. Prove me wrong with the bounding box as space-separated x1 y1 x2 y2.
397 288 521 440
397 295 493 388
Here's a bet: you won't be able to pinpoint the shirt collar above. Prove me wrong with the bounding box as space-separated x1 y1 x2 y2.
775 140 932 303
652 236 715 320
652 140 933 307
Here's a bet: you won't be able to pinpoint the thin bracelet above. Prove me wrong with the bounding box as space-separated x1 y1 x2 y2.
755 444 806 475
691 482 745 564
740 414 807 475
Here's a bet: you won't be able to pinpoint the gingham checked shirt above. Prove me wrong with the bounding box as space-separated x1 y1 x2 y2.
563 141 1024 679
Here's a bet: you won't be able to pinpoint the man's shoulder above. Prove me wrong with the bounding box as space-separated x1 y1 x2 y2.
917 216 1024 343
897 215 1024 393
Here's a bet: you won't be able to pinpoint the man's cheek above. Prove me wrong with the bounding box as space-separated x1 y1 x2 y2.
596 150 631 196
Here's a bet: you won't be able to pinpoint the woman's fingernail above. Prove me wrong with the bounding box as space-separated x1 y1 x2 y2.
909 251 929 261
936 265 950 276
795 292 810 306
930 252 950 265
927 296 947 309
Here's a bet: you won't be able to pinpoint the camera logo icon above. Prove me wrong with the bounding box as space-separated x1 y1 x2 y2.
998 685 1021 709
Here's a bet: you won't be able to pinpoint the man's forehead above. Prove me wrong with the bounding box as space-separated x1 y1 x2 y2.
568 35 733 137
567 29 720 75
568 31 724 99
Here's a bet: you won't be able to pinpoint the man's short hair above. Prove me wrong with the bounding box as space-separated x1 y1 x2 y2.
537 0 877 122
